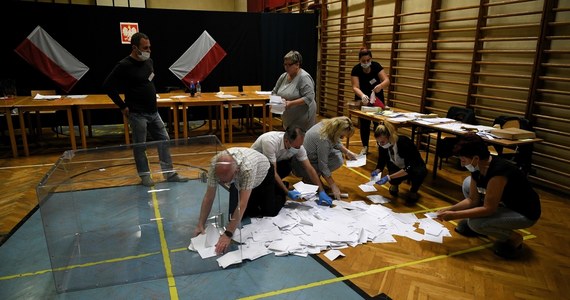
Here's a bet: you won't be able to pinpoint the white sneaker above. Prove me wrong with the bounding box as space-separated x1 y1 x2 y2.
359 146 369 155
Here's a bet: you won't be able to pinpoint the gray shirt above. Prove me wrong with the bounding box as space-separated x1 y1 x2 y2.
302 122 343 177
272 69 316 131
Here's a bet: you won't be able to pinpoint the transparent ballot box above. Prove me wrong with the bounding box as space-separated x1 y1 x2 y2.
36 135 243 293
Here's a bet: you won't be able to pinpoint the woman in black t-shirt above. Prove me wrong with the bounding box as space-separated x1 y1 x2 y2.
351 48 390 155
437 133 541 259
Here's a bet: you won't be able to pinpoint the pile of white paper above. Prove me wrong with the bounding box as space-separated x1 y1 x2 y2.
190 195 452 268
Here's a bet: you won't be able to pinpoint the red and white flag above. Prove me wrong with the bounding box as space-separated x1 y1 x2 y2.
169 30 226 86
14 26 89 93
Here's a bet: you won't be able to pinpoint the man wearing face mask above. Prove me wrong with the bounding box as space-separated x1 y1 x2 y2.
251 126 332 204
436 133 541 259
371 122 427 205
351 48 390 155
103 32 188 187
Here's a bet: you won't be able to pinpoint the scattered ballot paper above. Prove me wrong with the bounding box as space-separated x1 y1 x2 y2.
33 94 61 100
346 154 366 168
359 184 377 192
324 249 345 261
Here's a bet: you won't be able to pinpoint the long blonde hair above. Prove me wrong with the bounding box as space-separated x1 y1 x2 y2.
373 121 398 145
320 116 354 143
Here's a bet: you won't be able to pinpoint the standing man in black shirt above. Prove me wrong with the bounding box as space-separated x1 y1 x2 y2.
103 32 187 187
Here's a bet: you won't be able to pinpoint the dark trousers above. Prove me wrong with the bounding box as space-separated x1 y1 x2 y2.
359 118 379 148
228 164 285 219
386 162 427 193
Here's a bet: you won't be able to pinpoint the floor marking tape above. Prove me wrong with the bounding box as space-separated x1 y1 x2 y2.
239 234 537 299
150 190 180 300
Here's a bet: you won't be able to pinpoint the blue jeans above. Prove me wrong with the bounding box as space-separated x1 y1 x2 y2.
128 112 174 178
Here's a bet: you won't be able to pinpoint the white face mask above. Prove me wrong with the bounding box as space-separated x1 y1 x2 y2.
287 147 300 155
138 51 150 61
136 47 150 61
465 158 479 172
381 142 392 149
361 62 371 68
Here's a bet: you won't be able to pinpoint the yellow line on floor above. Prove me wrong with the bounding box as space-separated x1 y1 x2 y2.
239 234 537 300
0 251 160 281
150 189 179 300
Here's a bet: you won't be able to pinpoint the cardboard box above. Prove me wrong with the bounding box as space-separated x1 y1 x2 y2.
491 128 536 140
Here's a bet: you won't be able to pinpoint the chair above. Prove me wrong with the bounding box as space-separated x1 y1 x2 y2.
30 90 59 137
425 106 476 169
242 85 263 129
489 116 534 174
219 86 244 130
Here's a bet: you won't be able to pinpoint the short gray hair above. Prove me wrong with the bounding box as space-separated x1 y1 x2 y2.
284 50 302 65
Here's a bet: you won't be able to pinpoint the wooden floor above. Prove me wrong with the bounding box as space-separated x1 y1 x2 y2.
1 118 569 299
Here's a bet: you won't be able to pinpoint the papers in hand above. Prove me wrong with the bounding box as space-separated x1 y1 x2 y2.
269 95 285 115
33 94 61 100
346 154 366 168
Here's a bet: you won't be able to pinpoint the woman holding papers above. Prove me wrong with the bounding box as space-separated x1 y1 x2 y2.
292 116 357 201
372 121 426 205
351 48 390 155
436 133 541 259
271 50 316 131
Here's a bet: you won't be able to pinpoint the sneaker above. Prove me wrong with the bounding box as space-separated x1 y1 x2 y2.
141 175 155 187
454 219 486 237
359 146 369 156
389 184 399 197
167 173 189 183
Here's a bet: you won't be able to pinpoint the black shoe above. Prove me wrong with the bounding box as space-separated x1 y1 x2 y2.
454 219 485 237
493 241 523 259
389 185 399 197
167 173 189 182
404 192 419 206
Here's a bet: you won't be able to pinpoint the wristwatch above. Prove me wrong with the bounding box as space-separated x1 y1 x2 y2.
223 230 233 238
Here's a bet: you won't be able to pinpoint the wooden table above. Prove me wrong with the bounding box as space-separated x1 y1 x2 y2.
225 92 271 143
0 97 23 157
409 120 543 178
16 96 77 156
346 108 411 147
74 95 179 149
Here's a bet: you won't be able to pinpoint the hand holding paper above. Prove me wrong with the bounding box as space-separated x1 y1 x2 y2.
287 190 301 200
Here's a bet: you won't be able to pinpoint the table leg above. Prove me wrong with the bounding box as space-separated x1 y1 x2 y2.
432 131 442 179
183 105 188 139
18 111 29 156
4 109 18 158
262 104 267 133
219 104 225 144
228 104 233 143
66 108 76 150
78 107 87 149
123 115 130 144
173 104 179 140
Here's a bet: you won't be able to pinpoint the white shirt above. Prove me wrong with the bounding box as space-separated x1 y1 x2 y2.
251 131 308 163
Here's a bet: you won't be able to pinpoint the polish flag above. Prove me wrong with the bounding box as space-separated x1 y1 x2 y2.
169 30 226 87
14 26 89 93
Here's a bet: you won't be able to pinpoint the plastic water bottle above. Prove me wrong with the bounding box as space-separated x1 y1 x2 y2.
189 81 196 97
196 81 201 97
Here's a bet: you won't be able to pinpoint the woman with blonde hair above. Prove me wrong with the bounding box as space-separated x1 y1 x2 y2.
372 121 426 205
292 116 357 201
